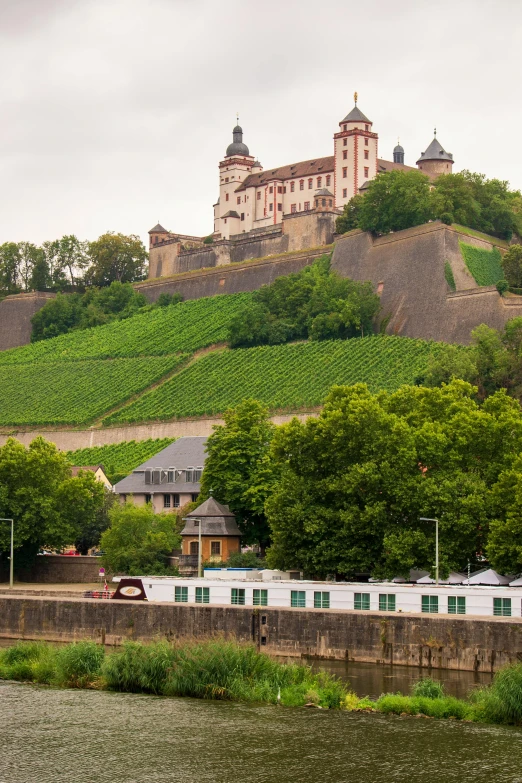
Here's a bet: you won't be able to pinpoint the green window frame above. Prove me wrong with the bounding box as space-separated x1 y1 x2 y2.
379 594 396 612
231 588 245 606
253 589 268 606
493 597 511 617
175 586 188 603
195 587 209 604
354 593 370 610
291 590 306 608
421 595 439 613
448 596 466 615
314 591 330 609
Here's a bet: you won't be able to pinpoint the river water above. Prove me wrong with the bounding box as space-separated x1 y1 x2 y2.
1 678 522 783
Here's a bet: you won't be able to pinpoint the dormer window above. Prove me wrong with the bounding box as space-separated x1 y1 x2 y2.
343 124 347 131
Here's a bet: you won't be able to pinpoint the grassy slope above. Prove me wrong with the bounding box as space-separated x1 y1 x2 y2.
459 241 504 286
103 336 442 425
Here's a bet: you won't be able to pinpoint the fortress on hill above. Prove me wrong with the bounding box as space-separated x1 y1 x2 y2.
147 95 454 279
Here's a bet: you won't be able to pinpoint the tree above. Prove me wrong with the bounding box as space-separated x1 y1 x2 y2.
335 194 364 235
501 245 522 288
53 235 89 288
86 233 148 287
30 292 82 341
431 173 481 228
0 243 21 295
29 255 51 291
17 243 43 292
356 170 433 235
228 256 380 348
0 438 106 565
100 502 180 574
199 399 277 548
265 382 522 579
487 459 522 574
74 485 116 555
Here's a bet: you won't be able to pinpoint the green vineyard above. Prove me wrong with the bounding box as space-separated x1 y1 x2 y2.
0 355 186 426
103 336 440 425
0 293 251 365
67 438 176 483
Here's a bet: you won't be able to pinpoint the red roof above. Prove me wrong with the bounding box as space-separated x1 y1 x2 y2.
235 156 334 191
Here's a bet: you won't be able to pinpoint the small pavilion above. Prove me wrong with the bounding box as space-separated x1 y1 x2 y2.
180 497 241 571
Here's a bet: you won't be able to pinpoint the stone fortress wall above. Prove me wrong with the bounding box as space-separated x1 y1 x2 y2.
0 292 56 351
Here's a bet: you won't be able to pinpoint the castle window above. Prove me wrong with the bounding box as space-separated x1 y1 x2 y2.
225 193 229 201
237 196 241 204
322 198 326 206
364 167 369 177
225 177 229 182
277 203 282 211
224 218 227 224
365 139 368 146
329 200 332 206
269 186 273 194
269 203 273 211
365 124 369 131
317 177 322 187
290 181 295 192
343 139 347 147
299 180 304 190
291 204 296 213
343 124 347 131
342 167 347 178
304 201 310 210
241 213 245 221
257 192 261 200
326 175 331 186
343 151 347 160
308 178 313 189
343 188 347 198
277 186 283 194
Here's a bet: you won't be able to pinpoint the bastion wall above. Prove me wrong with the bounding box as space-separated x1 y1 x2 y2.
0 292 56 351
0 595 521 672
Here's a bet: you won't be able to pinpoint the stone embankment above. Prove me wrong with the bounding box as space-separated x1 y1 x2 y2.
1 594 521 672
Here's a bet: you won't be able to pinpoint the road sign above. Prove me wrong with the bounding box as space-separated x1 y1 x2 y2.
98 567 105 577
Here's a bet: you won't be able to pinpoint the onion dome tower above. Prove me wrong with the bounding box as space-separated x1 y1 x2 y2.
393 140 405 165
416 129 454 178
226 123 250 157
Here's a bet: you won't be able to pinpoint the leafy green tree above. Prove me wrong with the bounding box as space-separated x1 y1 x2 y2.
0 437 106 565
265 382 522 578
74 486 116 555
86 233 148 287
418 344 478 388
18 243 43 292
487 459 522 574
335 194 364 234
431 173 481 227
199 399 276 548
228 256 380 348
100 502 180 574
30 292 83 341
29 255 52 291
356 170 433 235
0 243 21 295
501 245 522 288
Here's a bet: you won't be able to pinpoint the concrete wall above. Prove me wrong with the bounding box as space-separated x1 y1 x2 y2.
0 292 56 351
13 556 102 584
332 222 522 344
1 595 522 672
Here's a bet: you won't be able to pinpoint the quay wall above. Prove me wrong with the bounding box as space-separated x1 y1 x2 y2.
1 595 522 672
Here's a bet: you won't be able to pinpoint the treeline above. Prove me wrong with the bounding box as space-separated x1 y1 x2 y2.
0 232 148 299
227 255 380 347
336 169 522 240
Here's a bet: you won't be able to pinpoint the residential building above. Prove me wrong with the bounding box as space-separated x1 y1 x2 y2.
179 496 241 575
71 465 112 490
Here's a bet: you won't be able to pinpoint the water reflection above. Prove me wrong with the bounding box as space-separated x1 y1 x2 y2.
1 681 521 783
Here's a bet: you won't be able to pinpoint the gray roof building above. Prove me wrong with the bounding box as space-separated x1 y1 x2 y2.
342 105 371 124
417 136 453 164
181 497 241 537
114 436 207 495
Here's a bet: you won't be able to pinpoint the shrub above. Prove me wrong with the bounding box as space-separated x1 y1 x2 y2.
444 261 456 292
411 676 445 699
497 279 509 295
471 663 522 724
102 641 179 694
54 641 105 688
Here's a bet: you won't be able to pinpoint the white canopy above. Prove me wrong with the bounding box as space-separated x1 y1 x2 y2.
416 572 465 585
392 569 429 583
509 575 522 587
466 568 513 586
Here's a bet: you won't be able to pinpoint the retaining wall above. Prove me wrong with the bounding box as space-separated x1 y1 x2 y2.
14 556 103 584
0 292 56 351
1 595 522 672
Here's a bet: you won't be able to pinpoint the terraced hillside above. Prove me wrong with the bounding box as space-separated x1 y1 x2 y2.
0 291 451 429
67 438 176 483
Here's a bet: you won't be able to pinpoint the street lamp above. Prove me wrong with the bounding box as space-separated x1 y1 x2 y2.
0 518 14 589
182 516 203 577
420 517 439 586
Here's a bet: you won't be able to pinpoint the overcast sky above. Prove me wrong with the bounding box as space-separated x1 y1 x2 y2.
1 0 521 249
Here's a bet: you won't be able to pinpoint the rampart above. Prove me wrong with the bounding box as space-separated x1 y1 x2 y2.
332 222 522 344
1 595 521 672
0 292 55 351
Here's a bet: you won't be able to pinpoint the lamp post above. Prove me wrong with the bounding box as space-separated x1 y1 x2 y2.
182 516 203 577
0 518 14 589
420 517 439 586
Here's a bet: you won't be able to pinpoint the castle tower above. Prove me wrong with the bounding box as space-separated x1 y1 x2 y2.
215 120 255 239
416 130 454 178
148 222 169 249
334 92 378 208
393 140 405 165
314 188 335 212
